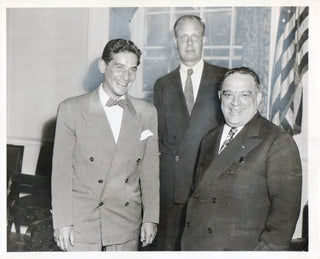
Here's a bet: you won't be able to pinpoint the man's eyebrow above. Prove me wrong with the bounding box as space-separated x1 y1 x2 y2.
221 90 252 93
114 62 137 69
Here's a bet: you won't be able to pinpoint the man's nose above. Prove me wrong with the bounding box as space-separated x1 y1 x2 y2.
121 70 129 81
231 94 240 105
186 37 193 45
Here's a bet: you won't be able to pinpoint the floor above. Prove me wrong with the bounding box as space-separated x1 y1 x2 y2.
7 233 28 252
7 231 157 252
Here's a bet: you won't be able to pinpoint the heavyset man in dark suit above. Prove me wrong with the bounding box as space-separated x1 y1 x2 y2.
51 39 159 251
153 15 227 250
181 67 302 251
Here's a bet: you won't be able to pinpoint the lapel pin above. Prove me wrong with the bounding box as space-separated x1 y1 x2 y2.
241 145 245 149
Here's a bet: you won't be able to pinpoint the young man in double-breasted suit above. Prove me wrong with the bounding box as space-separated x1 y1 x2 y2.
153 15 227 250
181 67 302 251
51 39 159 251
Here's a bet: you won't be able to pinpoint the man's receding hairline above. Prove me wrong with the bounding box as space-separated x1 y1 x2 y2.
174 16 204 36
221 72 261 93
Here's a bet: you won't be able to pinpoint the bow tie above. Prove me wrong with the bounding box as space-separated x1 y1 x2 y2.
105 98 128 109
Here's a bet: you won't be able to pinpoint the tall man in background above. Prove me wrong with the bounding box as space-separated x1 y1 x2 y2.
153 15 227 250
181 67 302 250
52 39 159 251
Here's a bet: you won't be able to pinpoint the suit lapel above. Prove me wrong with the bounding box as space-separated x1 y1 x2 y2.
193 126 223 186
112 96 141 162
201 126 223 172
170 67 190 117
190 62 209 117
179 62 214 146
81 88 116 152
165 68 190 131
194 114 264 193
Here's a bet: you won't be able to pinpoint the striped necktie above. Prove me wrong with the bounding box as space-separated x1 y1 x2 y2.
218 127 238 154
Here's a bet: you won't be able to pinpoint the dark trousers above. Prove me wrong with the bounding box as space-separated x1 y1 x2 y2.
156 202 187 251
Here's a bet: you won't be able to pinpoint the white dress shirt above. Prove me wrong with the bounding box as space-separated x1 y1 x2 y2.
179 59 204 102
218 124 244 151
99 84 124 143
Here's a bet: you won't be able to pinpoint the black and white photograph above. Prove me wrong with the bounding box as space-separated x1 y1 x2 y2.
1 0 319 259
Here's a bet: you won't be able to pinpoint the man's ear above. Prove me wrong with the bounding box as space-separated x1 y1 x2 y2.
256 91 262 105
218 90 221 100
202 35 206 45
173 36 178 48
98 59 106 73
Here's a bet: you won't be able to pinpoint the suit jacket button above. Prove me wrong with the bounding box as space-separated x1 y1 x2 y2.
193 194 199 199
90 157 94 162
125 202 129 206
186 222 191 227
136 158 141 164
175 156 179 162
212 197 217 203
208 228 213 233
99 202 104 206
228 170 234 175
125 178 128 183
98 179 103 184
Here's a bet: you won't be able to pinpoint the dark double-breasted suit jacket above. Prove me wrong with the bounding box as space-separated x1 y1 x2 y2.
181 113 302 251
51 87 159 246
153 62 227 204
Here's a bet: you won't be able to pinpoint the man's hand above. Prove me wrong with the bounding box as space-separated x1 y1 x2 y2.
53 225 74 251
140 222 157 247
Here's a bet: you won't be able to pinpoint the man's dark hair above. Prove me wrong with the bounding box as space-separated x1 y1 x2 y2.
173 15 206 37
101 38 142 66
221 67 261 92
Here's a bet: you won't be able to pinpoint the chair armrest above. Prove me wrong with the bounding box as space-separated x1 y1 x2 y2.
24 215 61 251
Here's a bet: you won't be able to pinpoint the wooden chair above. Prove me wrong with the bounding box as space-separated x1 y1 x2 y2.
7 172 60 251
7 143 60 251
7 144 24 185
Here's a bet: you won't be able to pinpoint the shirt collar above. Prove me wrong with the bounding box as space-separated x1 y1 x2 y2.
223 124 244 135
179 59 204 73
99 83 126 103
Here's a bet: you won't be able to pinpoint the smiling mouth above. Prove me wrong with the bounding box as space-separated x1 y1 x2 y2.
116 81 128 87
229 108 242 114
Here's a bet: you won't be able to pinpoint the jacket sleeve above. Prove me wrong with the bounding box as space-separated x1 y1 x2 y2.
254 133 302 250
51 101 75 229
139 105 160 224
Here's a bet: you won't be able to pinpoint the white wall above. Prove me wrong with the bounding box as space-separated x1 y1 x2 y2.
7 8 109 174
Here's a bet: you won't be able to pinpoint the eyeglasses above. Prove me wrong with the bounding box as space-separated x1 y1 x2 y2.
177 34 202 42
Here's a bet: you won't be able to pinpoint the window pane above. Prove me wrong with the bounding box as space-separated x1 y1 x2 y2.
231 58 243 68
234 48 243 57
175 7 200 12
147 14 171 46
145 48 171 58
143 59 169 92
147 7 170 13
204 48 230 57
205 10 231 45
210 59 229 68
